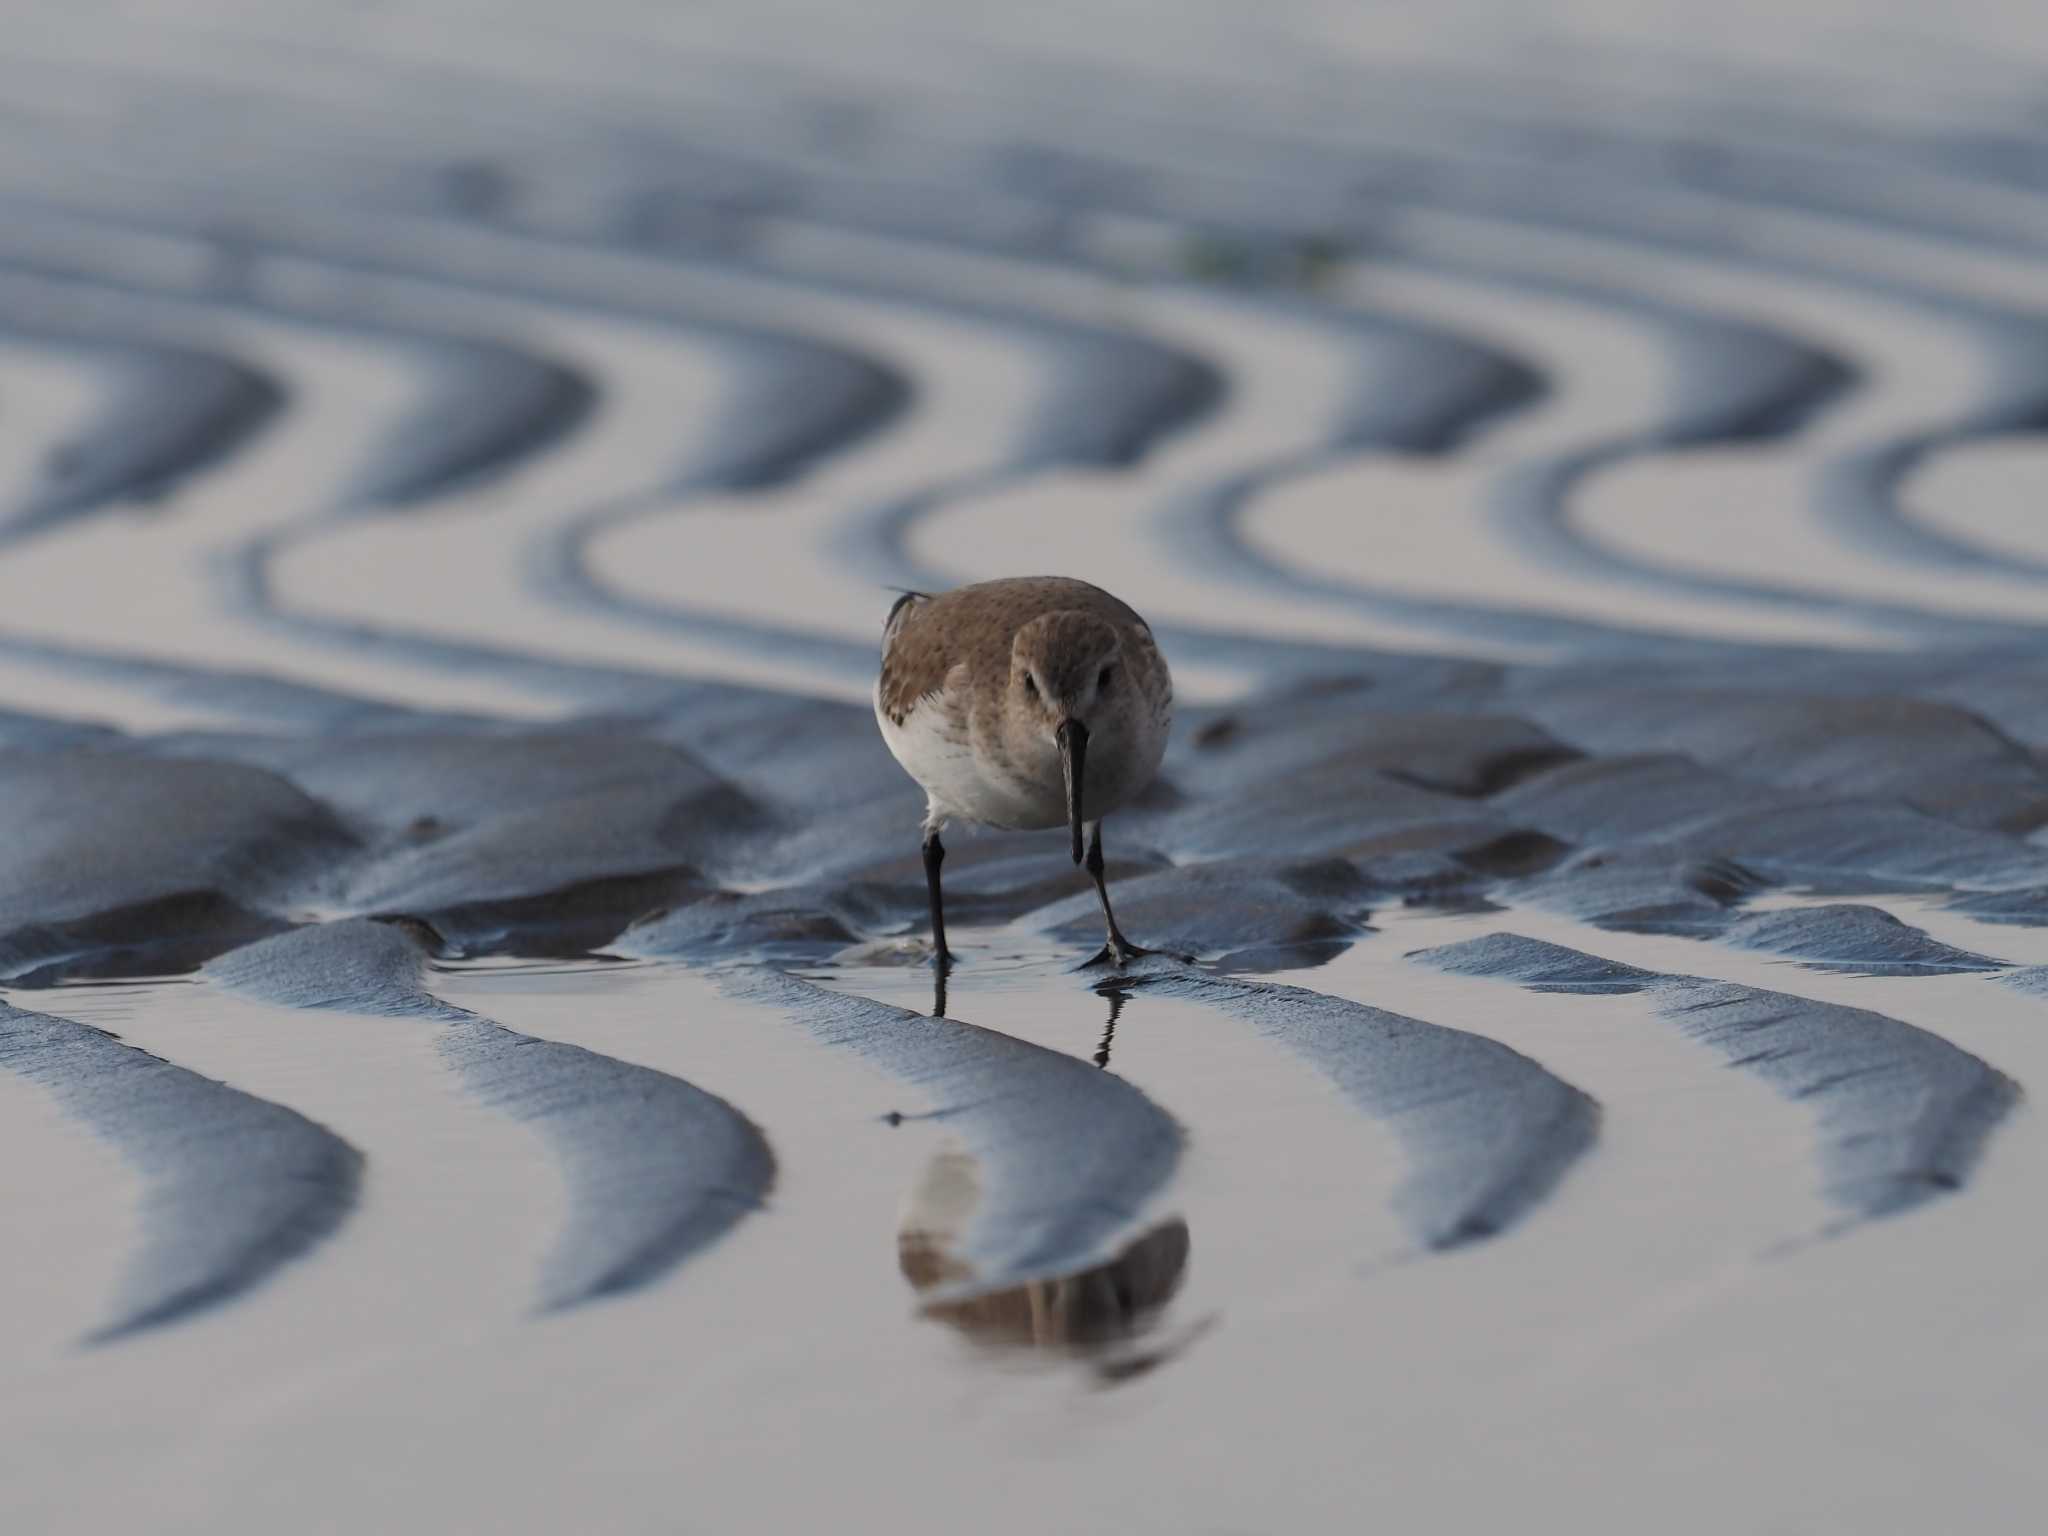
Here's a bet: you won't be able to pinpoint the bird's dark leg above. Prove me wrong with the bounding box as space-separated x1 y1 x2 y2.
922 823 955 968
1085 821 1152 968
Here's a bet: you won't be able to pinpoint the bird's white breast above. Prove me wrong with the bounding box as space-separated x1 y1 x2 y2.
876 684 1058 830
874 677 1167 833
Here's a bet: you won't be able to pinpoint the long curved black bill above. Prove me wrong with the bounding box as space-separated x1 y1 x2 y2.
1057 718 1088 864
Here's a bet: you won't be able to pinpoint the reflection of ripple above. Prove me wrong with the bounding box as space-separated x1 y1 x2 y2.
898 1149 1190 1355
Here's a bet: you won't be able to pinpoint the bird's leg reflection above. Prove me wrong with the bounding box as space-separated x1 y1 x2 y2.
1094 987 1128 1070
931 958 949 1020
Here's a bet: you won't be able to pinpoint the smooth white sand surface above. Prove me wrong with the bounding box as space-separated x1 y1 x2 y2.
1904 441 2048 568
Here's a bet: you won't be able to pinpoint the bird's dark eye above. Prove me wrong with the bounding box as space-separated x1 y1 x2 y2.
1098 666 1115 690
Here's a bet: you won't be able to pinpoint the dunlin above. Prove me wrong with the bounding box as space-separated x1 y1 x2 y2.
875 576 1173 968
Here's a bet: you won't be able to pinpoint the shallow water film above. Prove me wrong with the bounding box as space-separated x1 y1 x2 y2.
6 3 2048 1531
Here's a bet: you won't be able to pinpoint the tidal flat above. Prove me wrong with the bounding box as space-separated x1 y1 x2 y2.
7 4 2048 1531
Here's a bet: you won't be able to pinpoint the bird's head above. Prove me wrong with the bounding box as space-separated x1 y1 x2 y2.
1011 610 1125 864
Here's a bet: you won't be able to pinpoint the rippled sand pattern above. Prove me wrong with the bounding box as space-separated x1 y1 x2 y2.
6 3 2048 1531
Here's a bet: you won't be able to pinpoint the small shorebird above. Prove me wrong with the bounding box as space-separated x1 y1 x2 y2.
875 576 1172 968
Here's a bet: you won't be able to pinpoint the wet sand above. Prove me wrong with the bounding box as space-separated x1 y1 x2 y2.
6 3 2048 1532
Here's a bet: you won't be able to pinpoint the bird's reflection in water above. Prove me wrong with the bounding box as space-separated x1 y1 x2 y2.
897 1150 1193 1375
